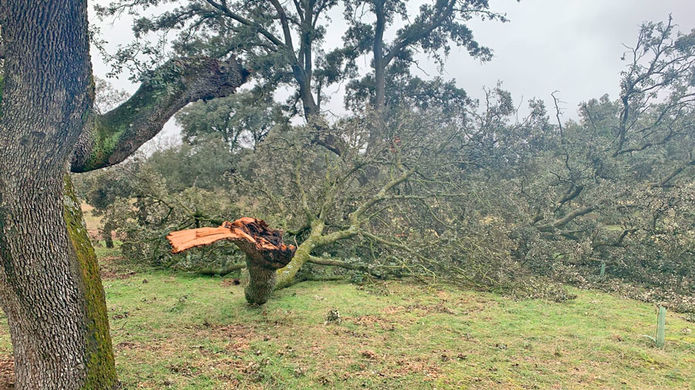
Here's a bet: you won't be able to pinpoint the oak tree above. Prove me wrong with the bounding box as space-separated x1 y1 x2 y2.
0 1 248 388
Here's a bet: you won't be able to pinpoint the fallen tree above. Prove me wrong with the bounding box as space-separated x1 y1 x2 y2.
168 218 295 304
160 108 488 304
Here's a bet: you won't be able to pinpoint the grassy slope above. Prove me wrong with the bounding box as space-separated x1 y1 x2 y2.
1 257 694 389
0 206 692 388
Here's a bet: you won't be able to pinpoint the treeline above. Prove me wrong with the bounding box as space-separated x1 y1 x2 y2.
75 20 695 311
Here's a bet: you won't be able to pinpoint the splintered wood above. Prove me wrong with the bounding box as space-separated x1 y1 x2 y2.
166 217 296 269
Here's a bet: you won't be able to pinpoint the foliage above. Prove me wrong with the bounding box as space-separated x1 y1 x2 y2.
94 0 509 139
74 139 245 274
342 0 507 112
451 20 695 311
79 18 695 310
176 91 287 152
95 0 347 118
145 135 238 192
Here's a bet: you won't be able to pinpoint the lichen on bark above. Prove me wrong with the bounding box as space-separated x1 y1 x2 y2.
63 175 118 390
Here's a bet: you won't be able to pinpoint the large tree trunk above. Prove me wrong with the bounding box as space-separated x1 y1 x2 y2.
0 177 118 390
0 2 118 388
0 1 249 387
373 0 387 114
102 217 115 249
244 260 279 305
366 0 387 153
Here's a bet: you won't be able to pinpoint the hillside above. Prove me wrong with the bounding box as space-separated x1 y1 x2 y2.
0 251 693 389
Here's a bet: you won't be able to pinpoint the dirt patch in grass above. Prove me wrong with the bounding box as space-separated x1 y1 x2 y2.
351 315 397 330
382 305 405 315
347 352 442 382
201 358 247 382
220 278 241 287
0 355 14 390
390 357 442 380
99 256 136 280
406 302 457 314
356 282 391 296
218 324 258 354
115 341 138 350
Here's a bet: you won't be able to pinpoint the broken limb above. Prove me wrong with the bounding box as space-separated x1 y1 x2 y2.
167 218 295 304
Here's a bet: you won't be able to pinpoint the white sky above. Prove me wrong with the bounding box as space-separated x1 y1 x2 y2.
90 0 695 145
440 0 695 120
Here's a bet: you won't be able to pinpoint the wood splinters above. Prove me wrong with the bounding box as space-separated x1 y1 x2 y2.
166 217 296 269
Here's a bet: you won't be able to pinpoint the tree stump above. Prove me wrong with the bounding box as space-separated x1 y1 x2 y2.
167 218 296 304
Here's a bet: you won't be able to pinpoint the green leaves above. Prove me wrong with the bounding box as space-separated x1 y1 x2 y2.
176 91 286 153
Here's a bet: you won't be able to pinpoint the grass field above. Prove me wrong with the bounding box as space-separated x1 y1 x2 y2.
0 246 694 389
0 207 693 388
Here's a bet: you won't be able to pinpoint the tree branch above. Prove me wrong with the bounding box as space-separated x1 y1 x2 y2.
658 160 695 187
537 206 596 232
308 255 365 270
383 0 454 66
203 0 286 48
307 255 417 277
349 167 417 224
71 56 249 172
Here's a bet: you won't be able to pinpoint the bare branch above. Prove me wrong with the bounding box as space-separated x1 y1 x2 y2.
537 206 596 232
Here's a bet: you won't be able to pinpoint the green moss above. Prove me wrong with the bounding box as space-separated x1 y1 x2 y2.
78 114 128 172
274 245 311 290
63 175 118 389
275 220 324 290
78 70 185 172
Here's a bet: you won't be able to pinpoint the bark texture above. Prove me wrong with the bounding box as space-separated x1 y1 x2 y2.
372 0 387 114
0 1 249 388
244 262 278 305
167 218 295 304
71 57 249 172
0 1 117 388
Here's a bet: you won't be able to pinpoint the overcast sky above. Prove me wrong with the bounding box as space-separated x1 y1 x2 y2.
91 0 695 144
441 0 695 120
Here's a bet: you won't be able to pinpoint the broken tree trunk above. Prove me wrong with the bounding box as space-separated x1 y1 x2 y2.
167 218 295 304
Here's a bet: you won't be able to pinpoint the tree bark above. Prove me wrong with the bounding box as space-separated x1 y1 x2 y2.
0 2 249 388
244 261 278 305
0 1 118 388
373 0 387 114
102 218 115 249
167 218 295 304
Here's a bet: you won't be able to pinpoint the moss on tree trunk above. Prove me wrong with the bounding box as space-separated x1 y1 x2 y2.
244 261 278 305
274 242 313 291
63 176 118 389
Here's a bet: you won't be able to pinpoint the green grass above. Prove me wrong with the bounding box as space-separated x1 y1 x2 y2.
1 254 694 389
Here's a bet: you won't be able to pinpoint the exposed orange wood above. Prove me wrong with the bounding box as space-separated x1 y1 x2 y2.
166 217 296 269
